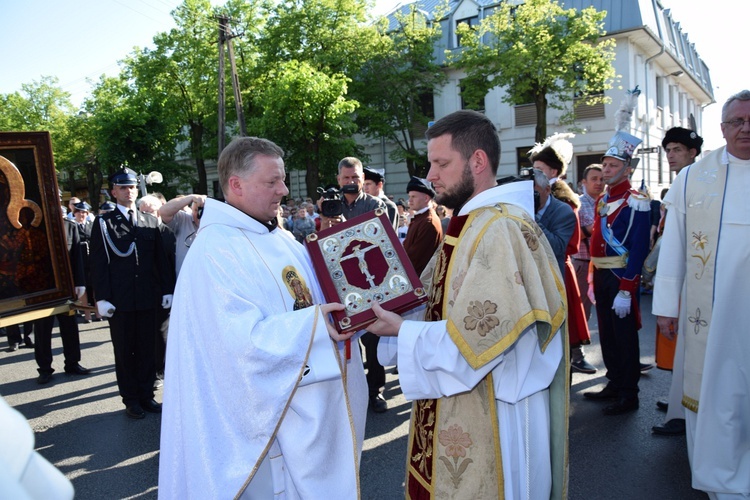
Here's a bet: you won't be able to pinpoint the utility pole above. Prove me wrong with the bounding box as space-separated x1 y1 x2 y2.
218 17 226 154
217 16 247 156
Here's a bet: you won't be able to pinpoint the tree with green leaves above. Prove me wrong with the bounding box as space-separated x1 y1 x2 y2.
122 0 265 195
351 3 448 178
456 0 616 142
253 0 381 195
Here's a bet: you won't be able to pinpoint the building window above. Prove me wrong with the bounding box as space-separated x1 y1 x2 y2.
418 91 434 119
517 146 533 172
455 16 478 47
459 80 485 112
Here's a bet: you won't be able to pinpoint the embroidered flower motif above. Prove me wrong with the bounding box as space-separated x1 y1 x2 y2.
521 224 539 251
691 231 708 250
688 307 708 335
437 424 475 488
411 400 435 480
690 231 712 279
439 424 473 458
464 300 500 336
452 269 467 292
515 271 524 285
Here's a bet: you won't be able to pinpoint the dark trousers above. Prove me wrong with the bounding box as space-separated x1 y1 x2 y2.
361 332 385 398
6 322 33 346
155 308 169 376
33 313 81 374
594 269 640 398
108 309 157 406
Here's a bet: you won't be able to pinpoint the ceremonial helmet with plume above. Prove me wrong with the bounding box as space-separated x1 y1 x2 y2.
603 86 643 167
529 132 576 177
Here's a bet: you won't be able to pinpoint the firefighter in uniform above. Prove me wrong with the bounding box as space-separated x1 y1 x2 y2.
89 167 174 419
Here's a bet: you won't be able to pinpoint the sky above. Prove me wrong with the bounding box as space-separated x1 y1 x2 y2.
1 0 746 150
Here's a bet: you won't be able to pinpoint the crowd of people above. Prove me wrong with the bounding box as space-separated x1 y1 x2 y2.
3 90 749 499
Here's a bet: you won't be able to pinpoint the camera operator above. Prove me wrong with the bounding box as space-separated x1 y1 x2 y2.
319 157 390 414
318 157 386 231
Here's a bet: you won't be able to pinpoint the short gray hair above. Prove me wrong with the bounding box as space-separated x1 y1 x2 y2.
137 194 163 210
338 157 363 174
218 137 284 191
532 168 550 190
722 90 750 121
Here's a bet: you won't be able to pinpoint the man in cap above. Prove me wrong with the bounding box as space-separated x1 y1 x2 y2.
530 133 595 374
663 126 704 175
72 201 95 321
584 129 651 415
363 167 398 230
89 167 174 419
98 201 116 214
403 176 443 276
33 208 90 384
651 126 703 436
326 157 390 413
653 90 750 497
369 110 567 499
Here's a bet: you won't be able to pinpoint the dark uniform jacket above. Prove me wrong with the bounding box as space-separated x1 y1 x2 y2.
63 219 86 288
89 208 174 312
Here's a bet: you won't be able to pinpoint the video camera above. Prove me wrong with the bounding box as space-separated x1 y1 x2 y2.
317 186 346 218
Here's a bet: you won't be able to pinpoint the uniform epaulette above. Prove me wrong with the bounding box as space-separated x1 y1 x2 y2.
626 190 651 212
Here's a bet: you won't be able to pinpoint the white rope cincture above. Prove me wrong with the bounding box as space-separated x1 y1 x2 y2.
99 216 139 266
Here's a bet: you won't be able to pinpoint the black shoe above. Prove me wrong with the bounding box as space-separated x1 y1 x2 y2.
8 343 19 352
23 336 34 348
640 362 654 373
36 372 53 385
603 397 639 415
64 364 91 375
369 394 388 413
126 404 146 419
571 359 597 374
141 399 162 413
656 400 669 412
583 385 618 400
652 419 686 436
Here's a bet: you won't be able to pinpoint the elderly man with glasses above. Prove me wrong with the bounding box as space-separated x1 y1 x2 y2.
653 90 750 498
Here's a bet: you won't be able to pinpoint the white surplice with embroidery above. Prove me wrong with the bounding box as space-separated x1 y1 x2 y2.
653 148 750 494
159 198 367 499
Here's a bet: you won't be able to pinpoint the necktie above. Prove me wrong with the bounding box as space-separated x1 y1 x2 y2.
128 209 136 227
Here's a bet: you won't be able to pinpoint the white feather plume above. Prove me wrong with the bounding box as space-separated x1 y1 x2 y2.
615 86 641 132
529 132 576 167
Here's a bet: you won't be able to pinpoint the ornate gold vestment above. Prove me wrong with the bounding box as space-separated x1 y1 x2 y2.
405 203 568 499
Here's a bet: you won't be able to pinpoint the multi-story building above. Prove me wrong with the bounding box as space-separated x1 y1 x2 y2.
354 0 713 200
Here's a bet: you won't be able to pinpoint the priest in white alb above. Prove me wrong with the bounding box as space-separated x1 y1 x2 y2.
653 90 750 498
368 110 569 499
158 137 367 499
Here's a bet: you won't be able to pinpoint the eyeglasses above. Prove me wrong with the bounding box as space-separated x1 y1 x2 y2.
722 118 750 129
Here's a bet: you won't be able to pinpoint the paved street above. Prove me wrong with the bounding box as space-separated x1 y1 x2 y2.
1 294 706 499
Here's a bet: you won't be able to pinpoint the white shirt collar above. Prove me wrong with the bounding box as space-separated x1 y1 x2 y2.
458 180 534 217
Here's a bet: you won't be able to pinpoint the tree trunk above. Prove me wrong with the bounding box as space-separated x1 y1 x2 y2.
534 93 548 143
87 161 104 211
190 122 207 194
305 140 321 200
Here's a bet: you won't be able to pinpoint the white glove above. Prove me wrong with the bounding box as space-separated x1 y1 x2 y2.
97 300 116 318
75 286 86 299
161 294 173 309
612 291 631 319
